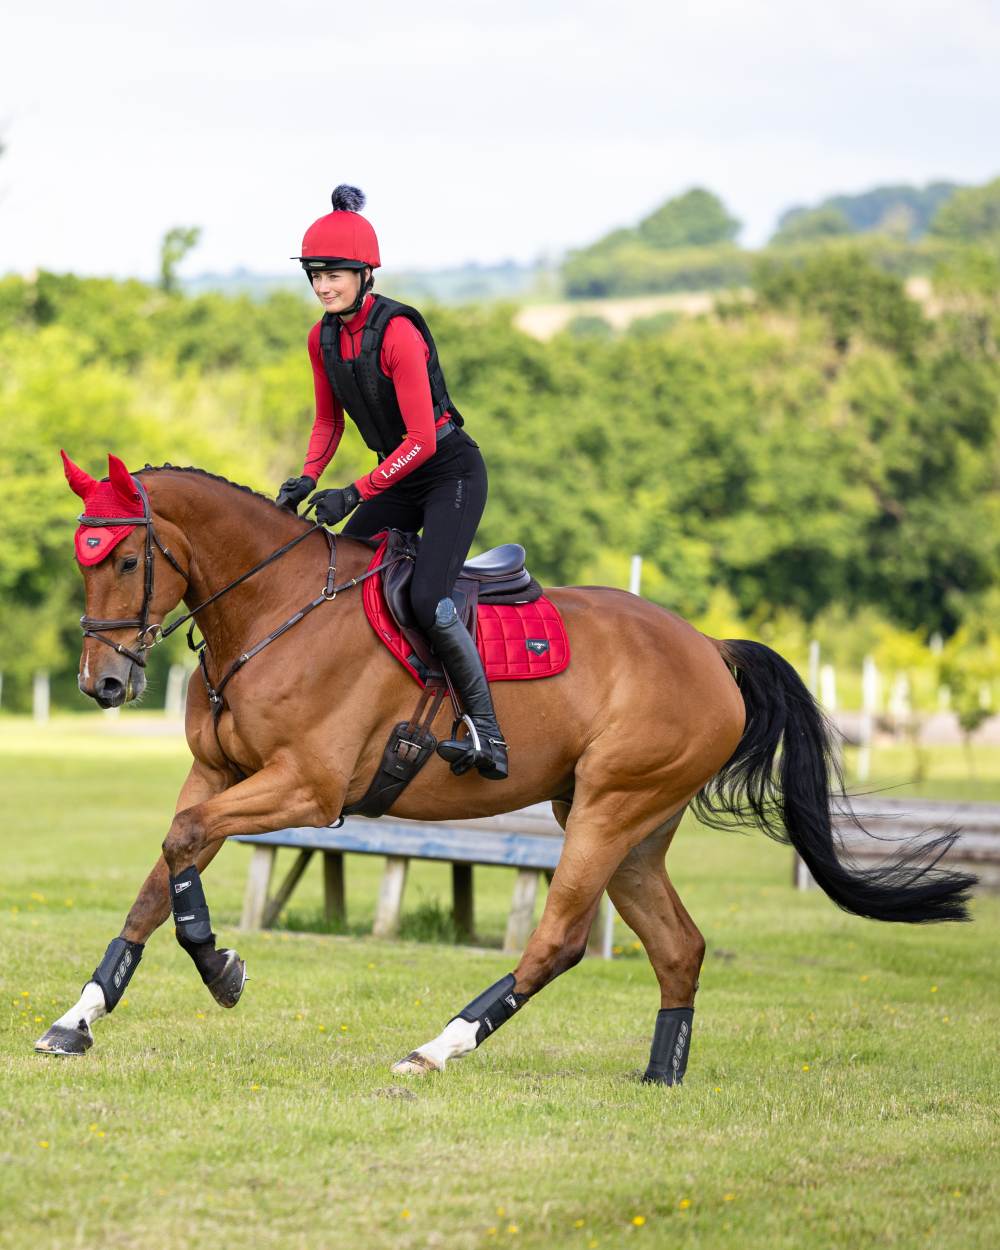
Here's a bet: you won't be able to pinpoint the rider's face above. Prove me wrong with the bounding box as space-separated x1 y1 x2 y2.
311 268 363 315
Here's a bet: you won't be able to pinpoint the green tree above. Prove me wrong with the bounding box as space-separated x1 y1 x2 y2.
159 226 202 294
752 246 928 359
637 188 741 250
777 182 960 241
940 628 999 776
930 177 1000 243
770 206 853 246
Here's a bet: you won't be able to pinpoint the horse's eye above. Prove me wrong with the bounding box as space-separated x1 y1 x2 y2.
121 556 139 573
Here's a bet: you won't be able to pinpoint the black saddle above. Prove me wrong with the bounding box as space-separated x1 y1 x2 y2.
377 530 542 681
383 531 541 631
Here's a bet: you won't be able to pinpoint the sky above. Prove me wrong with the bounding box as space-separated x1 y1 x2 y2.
2 0 999 279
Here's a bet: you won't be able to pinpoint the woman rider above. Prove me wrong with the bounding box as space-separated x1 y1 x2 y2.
276 185 507 782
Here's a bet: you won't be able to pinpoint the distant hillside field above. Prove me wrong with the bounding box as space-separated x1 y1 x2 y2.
515 277 936 340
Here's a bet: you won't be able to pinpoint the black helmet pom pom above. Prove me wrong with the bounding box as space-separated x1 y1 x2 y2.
331 184 366 213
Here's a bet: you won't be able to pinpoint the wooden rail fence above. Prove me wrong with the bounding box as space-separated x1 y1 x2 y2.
794 798 1000 891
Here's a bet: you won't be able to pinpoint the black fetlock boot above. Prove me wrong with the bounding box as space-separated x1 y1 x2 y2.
428 598 509 781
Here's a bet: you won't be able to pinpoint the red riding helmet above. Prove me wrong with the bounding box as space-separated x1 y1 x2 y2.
294 184 381 271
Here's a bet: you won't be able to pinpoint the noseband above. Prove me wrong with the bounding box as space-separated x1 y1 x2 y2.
78 477 185 668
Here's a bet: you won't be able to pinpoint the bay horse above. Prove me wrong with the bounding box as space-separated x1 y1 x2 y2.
36 456 974 1083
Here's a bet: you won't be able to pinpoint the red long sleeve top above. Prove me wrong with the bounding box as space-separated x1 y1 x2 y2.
302 294 452 500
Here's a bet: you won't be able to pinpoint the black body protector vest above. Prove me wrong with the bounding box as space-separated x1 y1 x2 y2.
319 295 464 460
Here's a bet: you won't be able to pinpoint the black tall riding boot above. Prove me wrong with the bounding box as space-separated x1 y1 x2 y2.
428 598 508 780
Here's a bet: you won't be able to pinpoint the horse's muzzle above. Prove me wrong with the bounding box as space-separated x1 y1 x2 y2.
94 675 128 708
81 658 145 708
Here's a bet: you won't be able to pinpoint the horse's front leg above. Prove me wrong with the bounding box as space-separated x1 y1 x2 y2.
159 760 329 1006
35 759 231 1056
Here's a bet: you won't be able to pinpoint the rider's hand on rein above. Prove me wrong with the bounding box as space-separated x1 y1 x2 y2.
275 474 316 512
308 483 361 526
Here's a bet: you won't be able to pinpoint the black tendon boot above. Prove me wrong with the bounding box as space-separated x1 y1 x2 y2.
428 598 508 780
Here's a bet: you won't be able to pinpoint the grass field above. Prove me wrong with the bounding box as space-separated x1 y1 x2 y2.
2 716 999 1250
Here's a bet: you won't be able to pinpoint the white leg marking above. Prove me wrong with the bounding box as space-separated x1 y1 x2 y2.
53 981 106 1031
391 1016 480 1076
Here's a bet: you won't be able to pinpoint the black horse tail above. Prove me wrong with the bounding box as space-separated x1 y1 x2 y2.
693 639 975 924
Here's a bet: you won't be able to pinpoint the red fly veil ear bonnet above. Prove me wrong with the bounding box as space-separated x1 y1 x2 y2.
62 451 145 566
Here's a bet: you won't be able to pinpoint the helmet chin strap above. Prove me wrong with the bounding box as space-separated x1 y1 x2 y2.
338 267 373 319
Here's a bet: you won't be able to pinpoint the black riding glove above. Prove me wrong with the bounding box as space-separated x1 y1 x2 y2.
276 474 316 512
310 483 361 526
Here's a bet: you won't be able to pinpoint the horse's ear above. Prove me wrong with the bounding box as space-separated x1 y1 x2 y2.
61 449 96 499
107 453 138 500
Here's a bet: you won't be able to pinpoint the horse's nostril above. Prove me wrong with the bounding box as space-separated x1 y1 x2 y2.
94 676 126 707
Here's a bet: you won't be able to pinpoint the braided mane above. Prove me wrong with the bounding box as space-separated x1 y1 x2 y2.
136 463 315 530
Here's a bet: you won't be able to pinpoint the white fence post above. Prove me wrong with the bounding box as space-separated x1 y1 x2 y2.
808 640 820 697
32 670 50 724
629 554 642 596
858 656 879 783
165 664 186 718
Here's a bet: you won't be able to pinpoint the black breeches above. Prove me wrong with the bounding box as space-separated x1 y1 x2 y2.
342 431 488 631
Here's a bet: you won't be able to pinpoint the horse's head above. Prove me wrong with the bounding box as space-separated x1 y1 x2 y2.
62 451 188 707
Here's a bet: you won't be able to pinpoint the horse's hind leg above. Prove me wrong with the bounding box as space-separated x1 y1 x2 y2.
391 788 682 1076
606 809 704 1084
34 760 230 1056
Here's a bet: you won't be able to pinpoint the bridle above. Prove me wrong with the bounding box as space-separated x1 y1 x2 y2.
78 477 186 668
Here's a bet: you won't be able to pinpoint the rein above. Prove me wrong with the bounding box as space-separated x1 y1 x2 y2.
78 478 407 696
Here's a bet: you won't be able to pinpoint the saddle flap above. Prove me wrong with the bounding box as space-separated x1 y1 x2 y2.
383 542 418 629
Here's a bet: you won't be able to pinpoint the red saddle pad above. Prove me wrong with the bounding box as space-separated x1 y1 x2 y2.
361 537 570 687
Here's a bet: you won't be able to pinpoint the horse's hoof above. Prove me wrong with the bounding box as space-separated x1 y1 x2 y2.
640 1067 681 1087
34 1022 93 1056
208 949 247 1009
391 1050 442 1077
